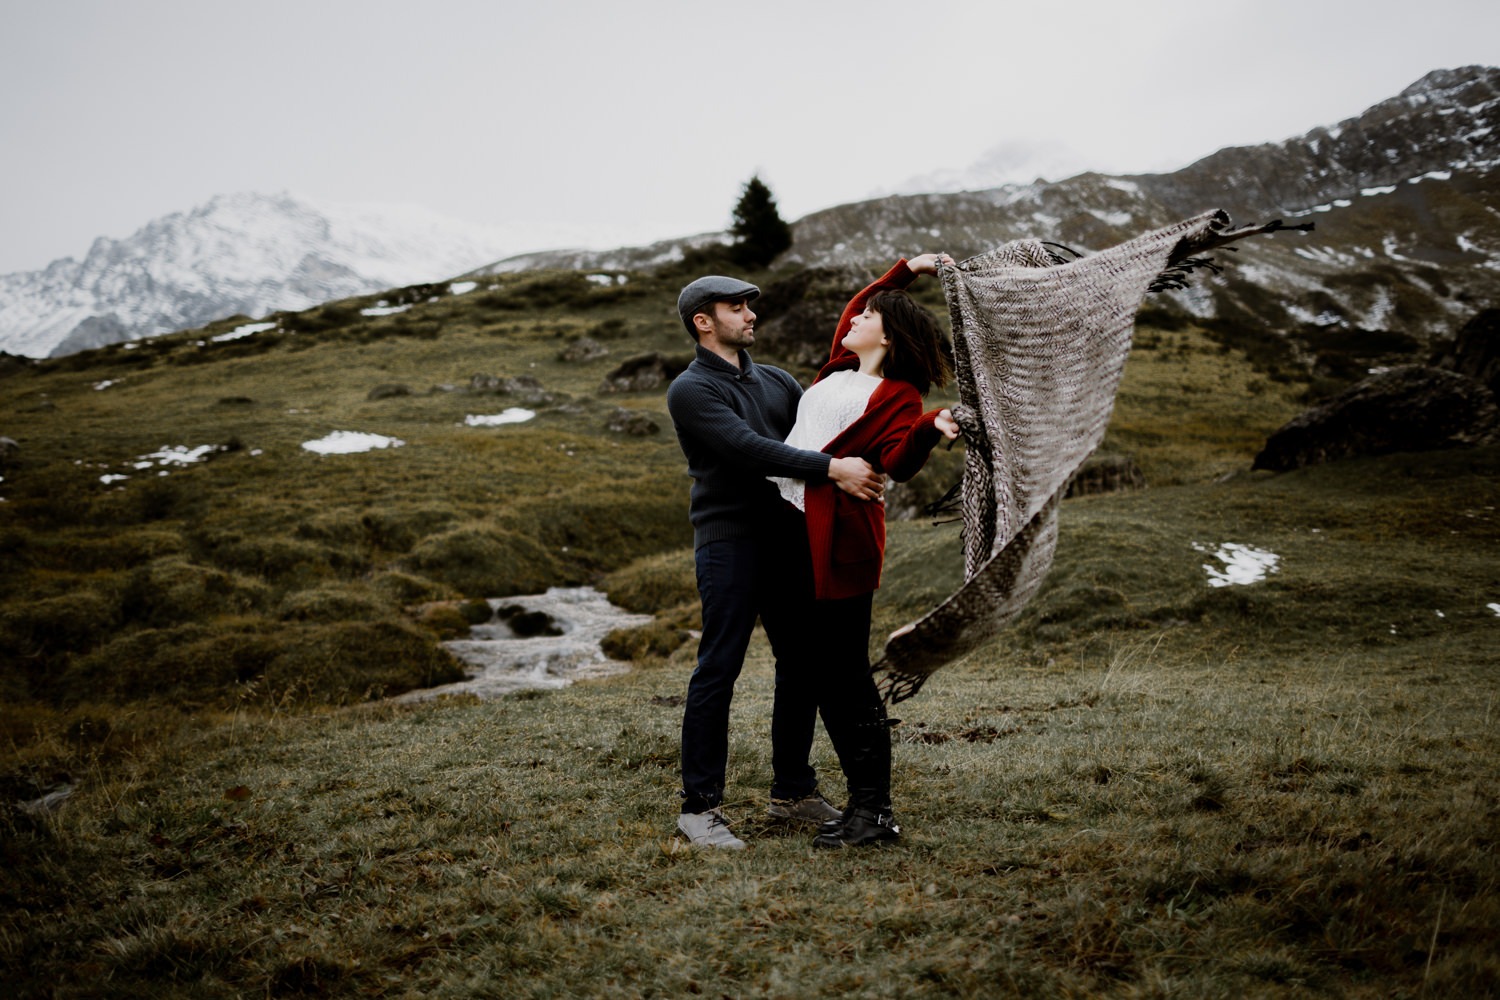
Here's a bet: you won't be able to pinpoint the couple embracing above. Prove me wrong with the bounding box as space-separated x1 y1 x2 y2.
666 254 959 849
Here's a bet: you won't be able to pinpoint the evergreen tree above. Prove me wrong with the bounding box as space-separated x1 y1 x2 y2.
729 175 793 269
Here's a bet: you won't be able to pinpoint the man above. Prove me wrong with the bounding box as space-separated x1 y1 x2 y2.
666 274 885 849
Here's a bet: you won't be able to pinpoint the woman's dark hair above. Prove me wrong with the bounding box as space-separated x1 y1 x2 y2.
868 289 952 395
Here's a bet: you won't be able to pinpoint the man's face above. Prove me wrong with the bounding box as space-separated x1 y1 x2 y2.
699 298 756 350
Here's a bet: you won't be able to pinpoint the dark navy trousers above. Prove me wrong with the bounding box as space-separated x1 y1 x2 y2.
680 505 886 813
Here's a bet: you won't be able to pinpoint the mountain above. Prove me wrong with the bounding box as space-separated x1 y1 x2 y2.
489 66 1500 365
0 193 522 358
8 68 1497 364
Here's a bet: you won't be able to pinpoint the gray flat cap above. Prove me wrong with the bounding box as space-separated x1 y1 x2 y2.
677 275 760 336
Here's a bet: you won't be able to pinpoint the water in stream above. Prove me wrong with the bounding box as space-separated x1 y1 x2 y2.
395 586 655 701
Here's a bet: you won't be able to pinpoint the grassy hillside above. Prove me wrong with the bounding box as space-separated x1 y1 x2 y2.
2 263 1497 997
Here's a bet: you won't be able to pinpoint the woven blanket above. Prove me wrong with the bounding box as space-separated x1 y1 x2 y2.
873 210 1304 702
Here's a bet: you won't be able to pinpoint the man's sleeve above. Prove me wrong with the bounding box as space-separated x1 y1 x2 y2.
668 377 831 481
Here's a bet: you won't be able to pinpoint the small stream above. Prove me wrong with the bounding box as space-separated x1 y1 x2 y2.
395 586 655 701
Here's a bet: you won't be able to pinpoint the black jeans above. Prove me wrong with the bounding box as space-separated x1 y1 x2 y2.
680 505 889 814
679 516 820 813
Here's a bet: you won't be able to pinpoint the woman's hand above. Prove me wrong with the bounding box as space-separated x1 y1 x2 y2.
935 408 961 440
906 253 956 276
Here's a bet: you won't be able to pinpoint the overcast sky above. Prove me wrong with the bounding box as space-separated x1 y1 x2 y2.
3 0 1498 274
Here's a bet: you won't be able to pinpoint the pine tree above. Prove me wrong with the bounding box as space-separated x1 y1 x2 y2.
729 175 793 269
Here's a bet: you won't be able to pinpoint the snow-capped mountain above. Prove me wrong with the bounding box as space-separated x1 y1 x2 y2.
0 192 524 357
492 67 1499 360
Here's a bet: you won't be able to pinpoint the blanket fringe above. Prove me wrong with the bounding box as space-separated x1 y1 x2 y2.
1151 218 1314 292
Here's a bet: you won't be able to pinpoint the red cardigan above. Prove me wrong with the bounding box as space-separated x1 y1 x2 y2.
803 260 946 600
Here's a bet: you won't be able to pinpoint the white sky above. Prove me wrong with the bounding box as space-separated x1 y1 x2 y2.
2 0 1498 274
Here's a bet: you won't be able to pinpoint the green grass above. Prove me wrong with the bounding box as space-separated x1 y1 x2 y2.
2 267 1498 996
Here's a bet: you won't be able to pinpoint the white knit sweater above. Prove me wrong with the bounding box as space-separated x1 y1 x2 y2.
769 369 882 511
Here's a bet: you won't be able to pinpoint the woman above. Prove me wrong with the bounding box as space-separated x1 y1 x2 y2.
768 253 959 847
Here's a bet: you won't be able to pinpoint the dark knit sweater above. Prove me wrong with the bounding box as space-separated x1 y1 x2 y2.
666 344 832 548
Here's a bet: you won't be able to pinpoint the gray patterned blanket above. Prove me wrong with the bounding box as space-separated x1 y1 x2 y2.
874 210 1307 702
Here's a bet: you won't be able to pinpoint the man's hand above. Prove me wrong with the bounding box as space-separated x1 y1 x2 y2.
828 456 886 501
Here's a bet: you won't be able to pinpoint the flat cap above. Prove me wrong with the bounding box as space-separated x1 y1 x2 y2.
677 275 760 336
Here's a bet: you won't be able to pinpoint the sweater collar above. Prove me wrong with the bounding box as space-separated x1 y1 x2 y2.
694 343 758 381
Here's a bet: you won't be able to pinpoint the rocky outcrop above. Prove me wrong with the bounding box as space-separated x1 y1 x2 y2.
559 337 609 363
603 407 659 437
597 354 690 394
1253 365 1500 471
1065 454 1147 497
366 383 413 401
468 373 555 406
1432 309 1500 394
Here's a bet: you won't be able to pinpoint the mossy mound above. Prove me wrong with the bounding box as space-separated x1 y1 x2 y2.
61 619 464 709
402 527 563 598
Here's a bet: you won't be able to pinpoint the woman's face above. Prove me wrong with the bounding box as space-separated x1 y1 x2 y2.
843 306 888 356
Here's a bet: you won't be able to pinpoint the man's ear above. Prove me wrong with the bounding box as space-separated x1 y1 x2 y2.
693 309 716 337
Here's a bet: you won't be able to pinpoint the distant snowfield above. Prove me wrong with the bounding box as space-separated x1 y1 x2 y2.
1192 541 1280 587
301 431 405 454
0 191 526 358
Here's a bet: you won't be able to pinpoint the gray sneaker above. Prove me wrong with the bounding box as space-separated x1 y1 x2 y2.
677 808 747 849
766 792 842 825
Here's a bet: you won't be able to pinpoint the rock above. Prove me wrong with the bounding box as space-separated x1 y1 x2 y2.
559 336 609 363
1253 365 1500 471
496 605 564 637
598 353 690 394
367 383 413 401
0 436 18 462
1431 308 1500 395
1066 454 1147 497
468 373 554 405
604 407 659 436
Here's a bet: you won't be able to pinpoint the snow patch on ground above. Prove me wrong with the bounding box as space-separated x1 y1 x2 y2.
301 431 405 454
1192 542 1280 587
464 409 535 427
213 321 277 342
137 444 219 467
